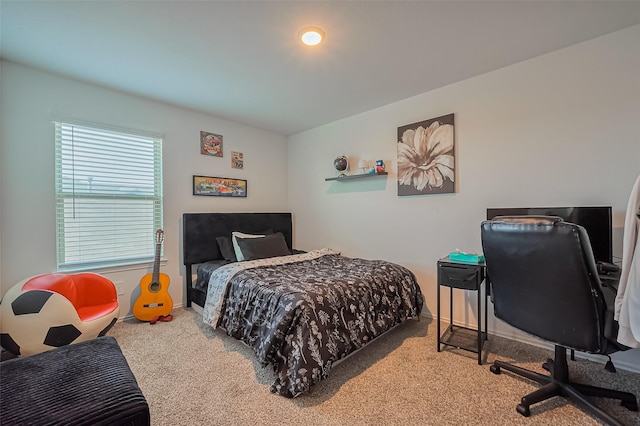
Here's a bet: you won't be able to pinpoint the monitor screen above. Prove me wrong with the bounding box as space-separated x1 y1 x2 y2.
486 206 613 264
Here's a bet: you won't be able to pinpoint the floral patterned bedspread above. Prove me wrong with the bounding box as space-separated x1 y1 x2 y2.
202 249 424 398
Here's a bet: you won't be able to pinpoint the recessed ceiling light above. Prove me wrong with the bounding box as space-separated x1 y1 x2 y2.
300 27 324 46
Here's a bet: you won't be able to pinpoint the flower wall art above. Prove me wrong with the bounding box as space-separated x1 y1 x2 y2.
397 113 455 196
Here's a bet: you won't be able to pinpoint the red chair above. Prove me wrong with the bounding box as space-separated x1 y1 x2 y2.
0 273 120 356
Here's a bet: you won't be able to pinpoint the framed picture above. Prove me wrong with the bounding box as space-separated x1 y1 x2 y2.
200 131 223 157
231 151 244 169
193 175 247 197
397 113 455 196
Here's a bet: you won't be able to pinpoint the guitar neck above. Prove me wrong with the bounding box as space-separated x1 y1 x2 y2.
152 242 162 283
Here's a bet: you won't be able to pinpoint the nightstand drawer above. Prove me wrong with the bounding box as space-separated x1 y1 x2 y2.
438 264 481 290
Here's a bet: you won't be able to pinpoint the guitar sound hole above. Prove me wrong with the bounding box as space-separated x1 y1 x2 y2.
150 282 160 292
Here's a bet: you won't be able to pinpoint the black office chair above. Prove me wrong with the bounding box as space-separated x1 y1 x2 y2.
480 216 638 425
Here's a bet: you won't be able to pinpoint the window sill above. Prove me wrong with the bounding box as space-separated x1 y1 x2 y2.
57 259 168 274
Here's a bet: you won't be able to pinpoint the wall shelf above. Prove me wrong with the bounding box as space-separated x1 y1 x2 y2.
325 172 388 182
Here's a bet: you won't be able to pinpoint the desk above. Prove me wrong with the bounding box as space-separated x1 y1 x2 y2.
437 256 488 365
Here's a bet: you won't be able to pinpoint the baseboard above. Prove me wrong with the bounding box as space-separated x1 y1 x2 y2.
421 311 640 374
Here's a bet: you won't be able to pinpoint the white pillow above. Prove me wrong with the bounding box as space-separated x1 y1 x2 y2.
231 231 265 261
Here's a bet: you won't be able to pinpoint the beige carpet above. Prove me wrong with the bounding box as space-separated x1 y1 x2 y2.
110 308 640 425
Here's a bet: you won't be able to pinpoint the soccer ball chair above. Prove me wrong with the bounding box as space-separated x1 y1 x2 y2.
0 273 119 356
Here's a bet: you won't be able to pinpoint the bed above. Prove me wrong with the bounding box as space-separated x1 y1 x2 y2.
183 212 424 397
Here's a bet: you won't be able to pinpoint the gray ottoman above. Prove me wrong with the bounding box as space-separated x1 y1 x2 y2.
0 336 150 425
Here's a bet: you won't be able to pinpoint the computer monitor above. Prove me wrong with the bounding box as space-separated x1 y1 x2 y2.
486 206 613 264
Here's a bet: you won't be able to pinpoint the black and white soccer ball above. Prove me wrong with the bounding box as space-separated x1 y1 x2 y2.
0 282 84 356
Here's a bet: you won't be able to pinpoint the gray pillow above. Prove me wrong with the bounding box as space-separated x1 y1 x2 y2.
236 232 291 261
216 236 237 262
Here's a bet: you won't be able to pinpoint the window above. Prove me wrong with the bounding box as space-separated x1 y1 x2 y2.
54 121 163 271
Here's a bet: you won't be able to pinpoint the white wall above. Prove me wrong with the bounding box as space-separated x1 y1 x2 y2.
1 26 638 369
0 61 289 315
288 26 640 369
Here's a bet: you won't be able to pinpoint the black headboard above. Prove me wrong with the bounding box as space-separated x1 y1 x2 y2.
182 212 293 307
182 212 293 266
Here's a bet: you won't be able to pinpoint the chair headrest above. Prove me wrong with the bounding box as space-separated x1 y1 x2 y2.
486 215 564 226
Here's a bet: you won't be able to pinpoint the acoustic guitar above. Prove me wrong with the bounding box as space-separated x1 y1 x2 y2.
133 229 173 321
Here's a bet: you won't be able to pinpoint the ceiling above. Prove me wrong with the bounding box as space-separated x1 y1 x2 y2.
2 1 639 136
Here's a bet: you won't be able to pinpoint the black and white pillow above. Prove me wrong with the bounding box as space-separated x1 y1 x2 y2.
234 232 291 261
231 231 267 261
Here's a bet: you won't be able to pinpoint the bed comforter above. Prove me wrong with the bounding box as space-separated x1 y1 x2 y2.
202 249 423 397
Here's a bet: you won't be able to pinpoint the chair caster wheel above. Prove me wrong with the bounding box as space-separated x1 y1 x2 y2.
490 365 501 374
621 400 638 411
516 404 530 417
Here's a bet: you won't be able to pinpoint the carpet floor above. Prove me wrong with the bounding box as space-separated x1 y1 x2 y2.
110 308 640 425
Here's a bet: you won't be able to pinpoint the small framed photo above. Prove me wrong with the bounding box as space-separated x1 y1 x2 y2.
231 151 244 169
193 175 247 197
200 131 223 157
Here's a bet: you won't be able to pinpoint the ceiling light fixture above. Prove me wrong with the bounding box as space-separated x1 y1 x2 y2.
300 27 324 46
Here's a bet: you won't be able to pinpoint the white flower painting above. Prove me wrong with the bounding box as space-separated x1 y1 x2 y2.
397 113 455 196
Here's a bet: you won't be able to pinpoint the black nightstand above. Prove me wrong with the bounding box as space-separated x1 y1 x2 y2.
437 256 489 365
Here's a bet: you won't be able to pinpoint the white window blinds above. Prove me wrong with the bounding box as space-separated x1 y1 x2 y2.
54 121 163 270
